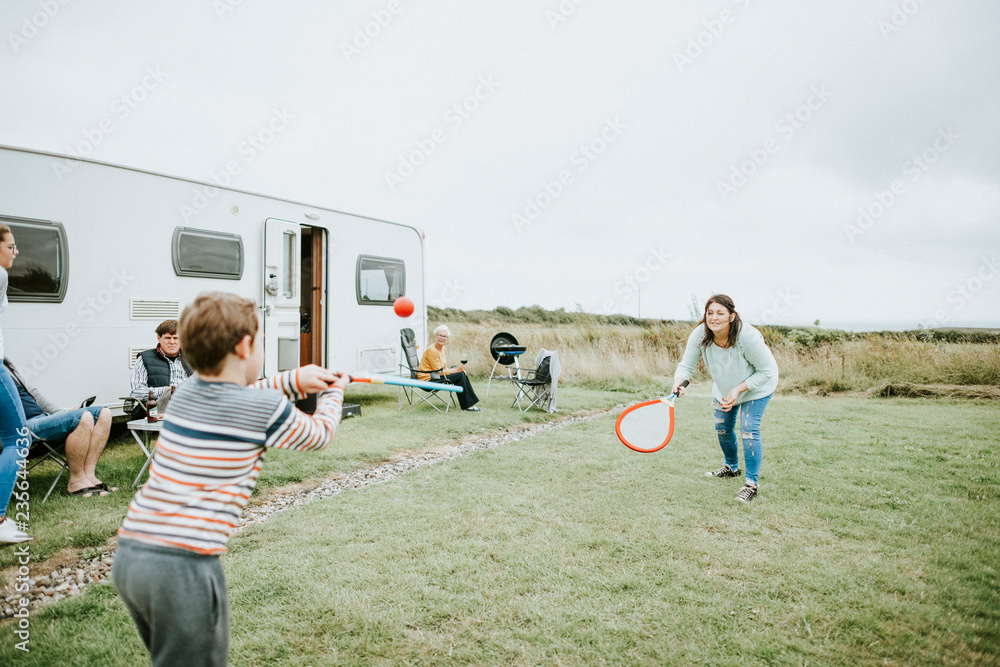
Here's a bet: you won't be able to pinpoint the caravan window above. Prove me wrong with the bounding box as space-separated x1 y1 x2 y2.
356 255 405 305
2 218 69 303
172 228 244 279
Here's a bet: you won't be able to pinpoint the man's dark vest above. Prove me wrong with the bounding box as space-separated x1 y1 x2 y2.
139 348 192 388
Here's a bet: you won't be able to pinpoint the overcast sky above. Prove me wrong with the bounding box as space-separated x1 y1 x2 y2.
2 1 998 330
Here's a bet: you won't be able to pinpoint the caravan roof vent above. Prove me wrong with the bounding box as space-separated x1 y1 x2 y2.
130 299 181 320
128 346 152 368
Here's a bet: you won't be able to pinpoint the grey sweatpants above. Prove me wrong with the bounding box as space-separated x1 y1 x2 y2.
113 538 230 667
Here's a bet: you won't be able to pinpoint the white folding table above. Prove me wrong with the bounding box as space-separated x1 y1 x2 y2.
126 419 162 487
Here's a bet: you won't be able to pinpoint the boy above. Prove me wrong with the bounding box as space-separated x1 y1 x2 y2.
113 292 349 666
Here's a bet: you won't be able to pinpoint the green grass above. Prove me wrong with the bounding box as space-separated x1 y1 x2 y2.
3 386 998 665
0 384 633 572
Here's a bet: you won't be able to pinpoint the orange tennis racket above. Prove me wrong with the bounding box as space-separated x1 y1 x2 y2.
615 380 688 453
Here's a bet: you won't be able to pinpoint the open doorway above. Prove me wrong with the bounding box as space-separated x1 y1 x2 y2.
298 226 326 368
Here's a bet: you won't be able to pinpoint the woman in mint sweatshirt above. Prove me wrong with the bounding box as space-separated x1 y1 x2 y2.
672 294 778 502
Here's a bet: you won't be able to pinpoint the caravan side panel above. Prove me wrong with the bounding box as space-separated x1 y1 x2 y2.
0 147 425 412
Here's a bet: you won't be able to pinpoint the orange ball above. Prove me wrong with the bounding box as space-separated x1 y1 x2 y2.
393 296 414 317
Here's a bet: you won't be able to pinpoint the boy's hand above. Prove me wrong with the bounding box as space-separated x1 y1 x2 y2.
297 365 340 394
328 371 350 390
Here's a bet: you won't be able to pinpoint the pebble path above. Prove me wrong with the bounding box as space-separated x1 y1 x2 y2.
1 407 621 621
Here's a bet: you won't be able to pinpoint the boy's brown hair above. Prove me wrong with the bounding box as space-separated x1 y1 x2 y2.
179 292 259 374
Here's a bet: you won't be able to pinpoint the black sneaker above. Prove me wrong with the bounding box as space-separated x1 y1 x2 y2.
705 465 741 478
736 482 758 502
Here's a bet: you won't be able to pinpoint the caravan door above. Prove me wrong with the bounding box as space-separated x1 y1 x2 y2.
263 218 301 377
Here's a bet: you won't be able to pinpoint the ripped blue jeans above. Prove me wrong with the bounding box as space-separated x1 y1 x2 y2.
713 394 772 487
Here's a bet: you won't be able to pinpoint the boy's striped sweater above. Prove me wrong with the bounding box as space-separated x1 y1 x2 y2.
119 370 343 555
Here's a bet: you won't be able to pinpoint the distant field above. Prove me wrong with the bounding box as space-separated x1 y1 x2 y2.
2 385 998 666
434 311 1000 395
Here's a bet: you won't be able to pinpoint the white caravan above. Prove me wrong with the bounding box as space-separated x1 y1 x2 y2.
0 145 427 415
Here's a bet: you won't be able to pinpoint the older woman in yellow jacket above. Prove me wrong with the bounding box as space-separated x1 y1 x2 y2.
418 325 482 411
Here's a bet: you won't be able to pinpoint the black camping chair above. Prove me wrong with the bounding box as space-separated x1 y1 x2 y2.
121 348 154 421
398 328 458 413
120 396 147 421
509 354 554 412
25 395 97 502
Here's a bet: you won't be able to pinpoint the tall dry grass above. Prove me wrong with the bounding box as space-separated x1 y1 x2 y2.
438 321 694 391
434 320 1000 395
776 335 1000 393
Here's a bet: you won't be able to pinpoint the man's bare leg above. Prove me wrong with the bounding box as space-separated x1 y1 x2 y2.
65 411 105 495
85 409 115 491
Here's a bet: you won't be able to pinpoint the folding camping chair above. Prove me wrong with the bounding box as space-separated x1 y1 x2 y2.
120 395 146 420
510 349 560 413
397 328 458 413
25 395 97 502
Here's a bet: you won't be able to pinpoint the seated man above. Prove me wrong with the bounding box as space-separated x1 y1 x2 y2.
129 319 192 419
4 359 116 497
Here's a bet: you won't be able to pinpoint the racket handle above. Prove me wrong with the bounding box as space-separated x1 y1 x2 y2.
669 379 690 400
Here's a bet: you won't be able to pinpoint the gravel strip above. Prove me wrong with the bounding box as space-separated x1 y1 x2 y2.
1 407 620 620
